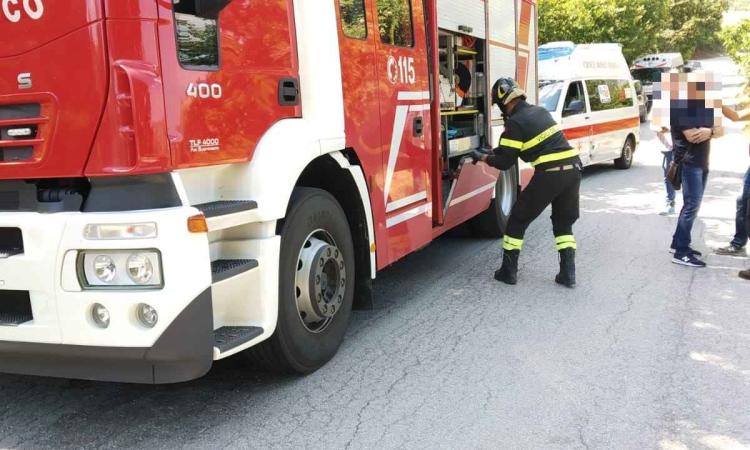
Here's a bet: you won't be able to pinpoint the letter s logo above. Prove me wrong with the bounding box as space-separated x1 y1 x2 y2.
17 73 32 90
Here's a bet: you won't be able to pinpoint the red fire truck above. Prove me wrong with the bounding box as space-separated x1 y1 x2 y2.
0 0 538 383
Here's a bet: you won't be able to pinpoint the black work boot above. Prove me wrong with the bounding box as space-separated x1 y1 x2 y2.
555 248 576 288
494 250 519 285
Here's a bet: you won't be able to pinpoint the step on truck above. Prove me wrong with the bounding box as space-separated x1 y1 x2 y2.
0 0 538 383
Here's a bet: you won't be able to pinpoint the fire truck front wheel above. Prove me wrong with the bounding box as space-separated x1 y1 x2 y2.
250 188 355 374
470 167 518 238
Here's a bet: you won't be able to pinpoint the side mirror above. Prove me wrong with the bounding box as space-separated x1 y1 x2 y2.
563 99 585 116
193 0 233 18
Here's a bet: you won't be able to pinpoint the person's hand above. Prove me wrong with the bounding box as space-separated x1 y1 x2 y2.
470 150 487 164
684 128 712 144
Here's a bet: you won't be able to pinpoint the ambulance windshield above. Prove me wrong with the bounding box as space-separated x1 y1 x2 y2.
539 81 563 112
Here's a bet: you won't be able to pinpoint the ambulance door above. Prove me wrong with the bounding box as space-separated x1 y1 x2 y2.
373 0 434 263
560 81 593 166
585 79 628 163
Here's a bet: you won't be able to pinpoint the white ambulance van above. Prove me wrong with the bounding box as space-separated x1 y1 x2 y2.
538 42 641 169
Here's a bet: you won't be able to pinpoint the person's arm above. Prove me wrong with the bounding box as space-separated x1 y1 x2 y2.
656 128 672 150
723 105 750 122
484 120 523 171
671 126 689 163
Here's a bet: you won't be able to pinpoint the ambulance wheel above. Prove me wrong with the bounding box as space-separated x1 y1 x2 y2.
248 188 355 374
469 167 518 238
614 137 635 170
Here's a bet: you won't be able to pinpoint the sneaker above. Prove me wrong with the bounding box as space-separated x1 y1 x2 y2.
740 269 750 281
659 204 676 216
672 254 707 268
715 244 746 256
669 247 703 257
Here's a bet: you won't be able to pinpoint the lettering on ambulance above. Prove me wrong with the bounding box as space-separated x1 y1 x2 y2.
1 0 43 23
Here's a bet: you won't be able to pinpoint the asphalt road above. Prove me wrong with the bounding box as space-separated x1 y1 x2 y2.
1 60 749 450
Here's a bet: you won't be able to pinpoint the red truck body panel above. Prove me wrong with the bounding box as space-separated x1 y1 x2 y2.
0 0 107 179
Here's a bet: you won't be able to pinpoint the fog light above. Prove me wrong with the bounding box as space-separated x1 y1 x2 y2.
91 303 110 328
136 303 158 328
126 254 155 285
93 255 117 283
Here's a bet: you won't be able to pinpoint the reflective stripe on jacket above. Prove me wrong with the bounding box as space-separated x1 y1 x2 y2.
487 100 580 171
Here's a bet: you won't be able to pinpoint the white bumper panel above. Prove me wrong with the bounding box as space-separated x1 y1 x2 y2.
0 207 211 348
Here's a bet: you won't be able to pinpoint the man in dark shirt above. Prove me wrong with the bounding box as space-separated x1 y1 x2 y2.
474 78 581 287
670 81 722 267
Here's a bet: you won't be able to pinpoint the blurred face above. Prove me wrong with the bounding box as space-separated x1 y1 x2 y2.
688 81 706 100
668 73 681 97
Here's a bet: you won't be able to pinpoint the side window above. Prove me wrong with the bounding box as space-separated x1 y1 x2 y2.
563 81 586 117
376 0 414 47
586 80 635 112
340 0 368 39
173 1 220 69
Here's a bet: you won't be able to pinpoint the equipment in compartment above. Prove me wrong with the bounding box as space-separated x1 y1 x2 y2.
439 32 487 162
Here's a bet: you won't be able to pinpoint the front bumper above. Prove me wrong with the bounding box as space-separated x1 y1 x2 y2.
0 205 215 383
0 288 214 384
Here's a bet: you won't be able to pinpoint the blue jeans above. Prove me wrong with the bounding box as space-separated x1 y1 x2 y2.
672 164 709 256
662 151 676 204
730 166 750 248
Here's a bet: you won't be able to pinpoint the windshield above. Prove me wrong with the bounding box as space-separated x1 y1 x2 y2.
539 81 563 112
631 68 667 84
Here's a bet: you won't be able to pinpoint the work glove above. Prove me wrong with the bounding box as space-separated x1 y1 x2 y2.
470 148 491 165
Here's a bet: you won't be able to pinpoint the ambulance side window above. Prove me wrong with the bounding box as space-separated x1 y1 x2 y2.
173 1 220 69
376 0 414 47
563 81 586 117
587 80 635 112
340 0 368 40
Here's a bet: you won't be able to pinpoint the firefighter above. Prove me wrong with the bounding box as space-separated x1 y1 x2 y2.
472 78 582 287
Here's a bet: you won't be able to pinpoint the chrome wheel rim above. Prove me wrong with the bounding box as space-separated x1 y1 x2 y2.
294 229 346 333
624 143 633 164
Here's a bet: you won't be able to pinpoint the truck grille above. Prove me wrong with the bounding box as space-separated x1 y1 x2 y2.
0 291 33 326
0 103 45 163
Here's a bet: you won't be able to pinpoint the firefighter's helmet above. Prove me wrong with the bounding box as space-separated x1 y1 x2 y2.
492 78 526 113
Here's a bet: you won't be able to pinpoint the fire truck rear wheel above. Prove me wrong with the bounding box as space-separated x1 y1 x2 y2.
469 167 518 238
249 187 355 374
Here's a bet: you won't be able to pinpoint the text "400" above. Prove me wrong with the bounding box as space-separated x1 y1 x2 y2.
187 83 223 99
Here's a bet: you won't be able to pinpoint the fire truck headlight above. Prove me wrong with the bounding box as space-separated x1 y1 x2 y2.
79 250 163 289
127 254 155 285
93 255 117 283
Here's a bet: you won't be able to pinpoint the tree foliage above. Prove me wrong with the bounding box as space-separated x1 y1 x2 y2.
539 0 729 62
721 19 750 75
660 0 729 58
